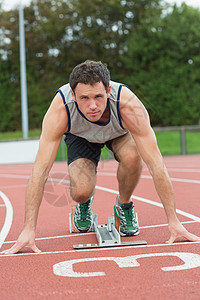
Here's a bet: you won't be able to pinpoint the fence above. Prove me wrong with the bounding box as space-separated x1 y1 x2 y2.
153 125 200 155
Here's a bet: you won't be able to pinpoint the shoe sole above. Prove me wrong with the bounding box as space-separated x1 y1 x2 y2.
119 228 140 237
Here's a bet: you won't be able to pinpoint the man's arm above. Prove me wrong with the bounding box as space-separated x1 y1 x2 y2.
119 86 200 243
1 93 68 254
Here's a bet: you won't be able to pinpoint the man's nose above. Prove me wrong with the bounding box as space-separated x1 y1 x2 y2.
89 99 97 110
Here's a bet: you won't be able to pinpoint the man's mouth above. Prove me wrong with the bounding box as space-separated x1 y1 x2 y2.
88 111 99 117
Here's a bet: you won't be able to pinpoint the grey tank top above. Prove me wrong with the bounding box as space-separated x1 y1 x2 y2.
56 80 128 143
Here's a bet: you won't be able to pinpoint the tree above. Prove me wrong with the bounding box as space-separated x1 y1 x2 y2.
123 3 200 125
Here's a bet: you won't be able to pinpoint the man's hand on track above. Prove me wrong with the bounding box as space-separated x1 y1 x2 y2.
166 220 200 244
0 228 41 255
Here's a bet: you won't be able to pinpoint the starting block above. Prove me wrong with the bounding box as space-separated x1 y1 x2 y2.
69 206 147 249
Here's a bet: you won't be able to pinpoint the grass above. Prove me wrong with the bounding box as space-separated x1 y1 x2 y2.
155 130 200 155
155 131 181 156
186 131 200 154
0 129 199 160
0 129 41 140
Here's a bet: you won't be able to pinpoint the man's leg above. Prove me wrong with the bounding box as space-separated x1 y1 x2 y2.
68 158 97 203
112 132 143 204
111 133 142 236
64 133 102 232
68 158 97 232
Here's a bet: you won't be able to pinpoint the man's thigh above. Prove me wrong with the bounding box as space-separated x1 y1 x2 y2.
109 132 139 162
68 158 97 200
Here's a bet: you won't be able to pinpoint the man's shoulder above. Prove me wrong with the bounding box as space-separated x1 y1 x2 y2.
57 83 70 94
56 83 74 104
110 80 128 101
110 80 123 87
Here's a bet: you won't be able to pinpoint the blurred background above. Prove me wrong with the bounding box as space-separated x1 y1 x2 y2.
0 0 199 161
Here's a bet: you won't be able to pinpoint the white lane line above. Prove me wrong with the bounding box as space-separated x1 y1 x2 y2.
144 168 200 173
0 174 29 179
3 220 197 245
1 173 200 185
0 191 13 249
1 175 199 248
0 184 27 189
169 178 200 184
141 175 200 184
47 178 200 222
0 204 6 207
1 241 200 257
94 185 200 223
97 173 200 184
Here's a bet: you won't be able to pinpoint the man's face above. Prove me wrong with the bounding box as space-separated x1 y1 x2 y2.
71 82 111 122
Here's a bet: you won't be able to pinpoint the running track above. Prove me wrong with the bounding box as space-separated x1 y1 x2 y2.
0 155 200 299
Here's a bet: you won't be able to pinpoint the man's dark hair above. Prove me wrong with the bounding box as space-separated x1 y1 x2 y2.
69 60 110 92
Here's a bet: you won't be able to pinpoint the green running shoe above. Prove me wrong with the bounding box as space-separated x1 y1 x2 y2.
73 196 94 232
114 200 140 236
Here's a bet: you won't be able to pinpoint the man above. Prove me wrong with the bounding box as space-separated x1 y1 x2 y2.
1 60 199 254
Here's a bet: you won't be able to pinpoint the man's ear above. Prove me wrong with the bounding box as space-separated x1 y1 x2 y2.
70 89 76 101
107 85 111 98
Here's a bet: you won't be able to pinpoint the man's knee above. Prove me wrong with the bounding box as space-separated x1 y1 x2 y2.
70 184 94 203
69 175 95 203
120 151 143 174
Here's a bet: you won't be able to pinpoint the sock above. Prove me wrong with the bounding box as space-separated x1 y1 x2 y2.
116 195 132 208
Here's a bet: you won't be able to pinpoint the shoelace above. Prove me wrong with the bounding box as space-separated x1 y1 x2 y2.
122 208 134 226
79 202 90 220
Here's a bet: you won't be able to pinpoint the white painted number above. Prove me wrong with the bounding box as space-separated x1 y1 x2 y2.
53 252 200 277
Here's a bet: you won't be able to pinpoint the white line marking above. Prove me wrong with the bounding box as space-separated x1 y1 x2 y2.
97 172 200 184
0 191 13 249
0 204 6 207
0 174 29 179
1 175 199 249
145 168 200 173
1 173 200 184
1 241 200 257
95 185 200 223
0 184 27 189
141 175 200 184
167 177 200 184
53 252 200 277
46 178 200 223
2 220 197 245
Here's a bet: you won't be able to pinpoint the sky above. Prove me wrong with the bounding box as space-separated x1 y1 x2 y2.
1 0 200 11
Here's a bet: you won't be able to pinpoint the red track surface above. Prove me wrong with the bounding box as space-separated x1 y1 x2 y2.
0 155 200 299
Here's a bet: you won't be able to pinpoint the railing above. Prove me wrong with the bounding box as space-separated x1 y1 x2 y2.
153 125 200 155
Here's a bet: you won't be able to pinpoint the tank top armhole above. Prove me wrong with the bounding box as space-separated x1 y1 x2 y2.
116 84 129 130
56 89 71 132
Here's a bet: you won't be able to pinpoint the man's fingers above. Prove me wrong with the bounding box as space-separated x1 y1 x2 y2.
0 243 22 255
30 244 41 253
0 240 41 255
166 230 200 244
1 240 29 254
165 235 176 244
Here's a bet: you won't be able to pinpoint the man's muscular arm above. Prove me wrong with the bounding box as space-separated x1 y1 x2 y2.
1 93 68 254
119 86 200 243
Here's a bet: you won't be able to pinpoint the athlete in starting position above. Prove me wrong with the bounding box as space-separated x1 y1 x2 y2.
1 60 199 254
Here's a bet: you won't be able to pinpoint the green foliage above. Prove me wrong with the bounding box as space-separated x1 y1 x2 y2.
0 0 200 132
123 4 200 125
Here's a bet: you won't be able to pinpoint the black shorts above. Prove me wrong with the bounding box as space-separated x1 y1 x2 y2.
64 133 114 166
